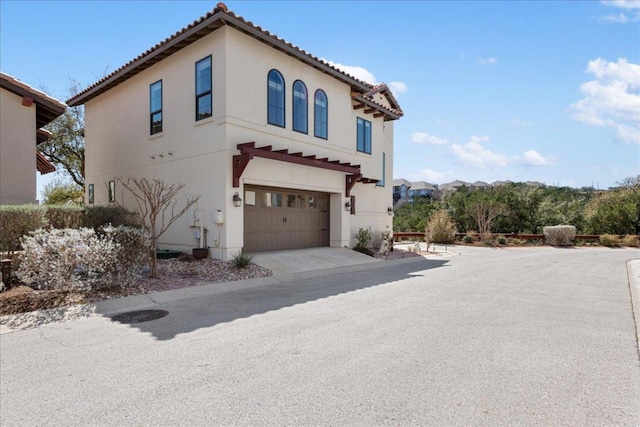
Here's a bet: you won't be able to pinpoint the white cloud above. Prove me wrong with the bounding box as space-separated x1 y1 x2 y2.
601 0 640 9
411 132 449 146
388 81 408 95
451 138 509 168
321 59 377 84
511 119 533 127
599 1 640 23
469 135 491 144
599 12 640 22
477 57 497 65
569 57 640 144
518 150 556 166
451 137 555 168
410 168 456 183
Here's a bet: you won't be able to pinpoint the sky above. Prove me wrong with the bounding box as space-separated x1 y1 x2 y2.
1 0 639 197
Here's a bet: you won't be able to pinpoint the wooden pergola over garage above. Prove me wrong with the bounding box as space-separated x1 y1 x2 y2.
232 142 379 197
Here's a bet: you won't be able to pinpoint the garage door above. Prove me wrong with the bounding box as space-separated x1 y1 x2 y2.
244 186 330 253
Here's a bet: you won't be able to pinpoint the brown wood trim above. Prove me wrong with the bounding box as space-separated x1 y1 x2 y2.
234 143 364 198
36 151 55 174
232 153 252 187
345 174 361 197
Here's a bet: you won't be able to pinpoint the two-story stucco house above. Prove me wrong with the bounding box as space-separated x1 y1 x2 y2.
0 73 65 205
67 3 402 259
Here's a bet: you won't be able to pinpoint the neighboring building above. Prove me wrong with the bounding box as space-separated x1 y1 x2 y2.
408 181 438 200
393 179 438 205
67 3 402 259
392 179 412 205
438 180 469 193
0 72 64 205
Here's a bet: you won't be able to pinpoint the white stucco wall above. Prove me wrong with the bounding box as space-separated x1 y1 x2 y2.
84 25 395 258
0 87 37 204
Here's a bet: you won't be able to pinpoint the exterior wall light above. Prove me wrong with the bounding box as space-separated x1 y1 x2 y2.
388 206 393 215
345 200 351 211
233 192 242 207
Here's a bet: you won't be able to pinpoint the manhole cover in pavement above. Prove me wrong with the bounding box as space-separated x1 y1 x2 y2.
110 310 169 324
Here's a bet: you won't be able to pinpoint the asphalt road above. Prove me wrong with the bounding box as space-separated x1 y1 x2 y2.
1 246 639 426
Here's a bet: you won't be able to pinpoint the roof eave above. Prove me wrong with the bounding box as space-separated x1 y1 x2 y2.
68 11 227 106
67 8 372 107
0 76 66 127
353 95 403 121
221 15 371 92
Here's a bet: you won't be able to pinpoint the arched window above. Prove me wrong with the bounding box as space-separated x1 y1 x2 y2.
314 89 328 139
268 69 285 127
292 80 308 133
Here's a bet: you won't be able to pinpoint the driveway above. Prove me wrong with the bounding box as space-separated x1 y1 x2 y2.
1 247 639 425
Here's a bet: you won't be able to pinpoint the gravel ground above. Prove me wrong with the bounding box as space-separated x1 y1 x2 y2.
0 257 272 330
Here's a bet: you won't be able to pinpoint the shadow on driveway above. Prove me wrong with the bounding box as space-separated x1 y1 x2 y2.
103 258 449 340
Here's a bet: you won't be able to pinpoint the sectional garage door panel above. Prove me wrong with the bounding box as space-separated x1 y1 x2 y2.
244 186 329 253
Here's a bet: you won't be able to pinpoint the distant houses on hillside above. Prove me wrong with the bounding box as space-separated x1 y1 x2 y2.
392 179 546 205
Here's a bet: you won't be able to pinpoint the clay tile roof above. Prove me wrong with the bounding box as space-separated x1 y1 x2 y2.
0 72 66 128
36 151 55 174
67 3 390 108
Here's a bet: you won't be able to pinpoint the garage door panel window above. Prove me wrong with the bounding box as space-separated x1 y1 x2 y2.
244 190 256 206
264 192 283 207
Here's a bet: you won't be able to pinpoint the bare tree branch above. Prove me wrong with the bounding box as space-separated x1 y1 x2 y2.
116 177 201 278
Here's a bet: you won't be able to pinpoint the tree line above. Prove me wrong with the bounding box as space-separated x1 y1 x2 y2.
393 178 640 236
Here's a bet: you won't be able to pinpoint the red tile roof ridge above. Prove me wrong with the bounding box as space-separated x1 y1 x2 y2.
353 93 404 117
0 72 67 108
67 3 380 106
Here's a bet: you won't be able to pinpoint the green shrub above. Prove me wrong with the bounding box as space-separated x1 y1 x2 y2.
0 205 47 256
621 235 639 247
426 210 457 244
354 228 372 250
543 225 576 246
599 234 621 247
462 231 478 244
82 206 141 229
45 205 84 229
496 234 507 245
230 252 254 268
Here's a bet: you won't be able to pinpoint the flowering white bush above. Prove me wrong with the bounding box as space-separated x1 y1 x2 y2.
17 226 150 291
543 225 576 246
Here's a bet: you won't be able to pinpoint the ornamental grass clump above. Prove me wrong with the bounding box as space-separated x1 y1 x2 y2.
425 210 457 244
17 226 150 292
543 225 576 246
622 235 639 247
230 252 254 269
599 234 621 247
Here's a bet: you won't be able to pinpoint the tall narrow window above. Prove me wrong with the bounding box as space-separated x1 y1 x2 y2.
150 80 162 134
88 183 94 204
356 117 372 154
195 56 212 121
292 80 308 133
314 89 328 139
268 69 285 127
108 180 115 203
377 153 386 187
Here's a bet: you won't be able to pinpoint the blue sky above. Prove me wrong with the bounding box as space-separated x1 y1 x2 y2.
1 1 638 195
